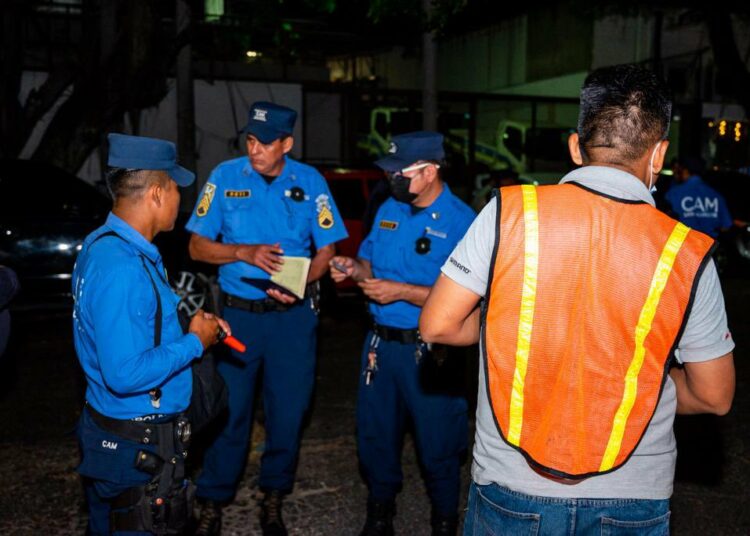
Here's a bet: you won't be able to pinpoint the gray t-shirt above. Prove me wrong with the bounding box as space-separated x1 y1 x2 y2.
441 166 735 499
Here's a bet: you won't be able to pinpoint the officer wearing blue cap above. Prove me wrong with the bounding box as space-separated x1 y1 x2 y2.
73 133 230 534
187 102 348 535
665 156 732 238
331 131 475 535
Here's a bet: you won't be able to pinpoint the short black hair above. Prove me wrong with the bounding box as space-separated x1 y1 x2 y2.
105 167 168 200
578 64 672 162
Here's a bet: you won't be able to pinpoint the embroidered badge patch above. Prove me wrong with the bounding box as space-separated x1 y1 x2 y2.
379 220 399 230
225 189 251 198
316 194 334 229
196 183 216 217
253 108 268 122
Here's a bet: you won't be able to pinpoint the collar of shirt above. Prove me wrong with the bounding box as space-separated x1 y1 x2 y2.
559 166 655 206
242 156 294 187
103 212 161 264
685 175 703 185
396 182 453 220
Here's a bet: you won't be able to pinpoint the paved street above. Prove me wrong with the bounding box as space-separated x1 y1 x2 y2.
0 280 747 535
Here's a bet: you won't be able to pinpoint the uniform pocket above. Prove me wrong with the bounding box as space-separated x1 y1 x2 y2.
474 487 541 536
78 448 123 483
600 512 670 536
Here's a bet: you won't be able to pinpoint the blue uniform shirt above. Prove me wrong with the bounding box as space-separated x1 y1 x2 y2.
665 176 732 237
358 185 475 328
186 156 348 299
72 213 204 419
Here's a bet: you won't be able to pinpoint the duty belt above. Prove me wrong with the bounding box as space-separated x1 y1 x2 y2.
85 404 192 446
372 323 421 345
223 288 312 313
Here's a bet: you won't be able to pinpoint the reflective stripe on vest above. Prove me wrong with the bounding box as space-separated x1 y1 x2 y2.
484 183 714 479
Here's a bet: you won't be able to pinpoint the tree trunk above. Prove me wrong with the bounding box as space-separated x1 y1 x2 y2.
422 0 438 131
176 0 197 210
30 0 176 175
705 10 750 118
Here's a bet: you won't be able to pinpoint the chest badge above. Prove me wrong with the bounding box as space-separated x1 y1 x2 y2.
415 237 431 255
378 220 399 231
287 186 307 202
316 194 335 229
225 189 251 198
196 183 216 217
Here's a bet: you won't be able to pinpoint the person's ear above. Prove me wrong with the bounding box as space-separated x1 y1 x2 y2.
651 140 670 175
568 133 583 166
151 181 163 208
281 136 294 155
424 164 439 184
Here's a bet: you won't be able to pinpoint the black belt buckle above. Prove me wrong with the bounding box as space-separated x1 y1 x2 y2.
175 418 191 445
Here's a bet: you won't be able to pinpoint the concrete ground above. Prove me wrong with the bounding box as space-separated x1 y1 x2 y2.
0 278 747 535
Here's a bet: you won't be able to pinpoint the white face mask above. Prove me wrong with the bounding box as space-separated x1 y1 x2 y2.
647 143 661 194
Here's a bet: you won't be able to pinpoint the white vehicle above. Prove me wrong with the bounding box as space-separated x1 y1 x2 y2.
358 107 568 186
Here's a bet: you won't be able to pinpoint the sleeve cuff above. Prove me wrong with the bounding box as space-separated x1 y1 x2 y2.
440 264 486 297
182 333 205 360
676 337 735 364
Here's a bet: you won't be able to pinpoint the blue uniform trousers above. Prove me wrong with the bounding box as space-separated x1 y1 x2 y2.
356 332 468 516
197 301 318 501
77 408 155 536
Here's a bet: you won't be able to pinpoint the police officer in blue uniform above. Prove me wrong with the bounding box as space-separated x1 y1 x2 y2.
665 156 732 238
330 132 475 536
186 102 348 535
73 133 229 535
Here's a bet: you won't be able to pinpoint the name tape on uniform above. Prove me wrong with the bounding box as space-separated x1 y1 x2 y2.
225 189 251 198
379 220 399 231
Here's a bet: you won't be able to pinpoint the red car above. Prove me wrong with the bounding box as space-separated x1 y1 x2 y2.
321 167 386 289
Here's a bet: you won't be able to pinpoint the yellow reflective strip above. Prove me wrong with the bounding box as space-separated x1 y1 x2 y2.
507 185 539 446
599 222 690 471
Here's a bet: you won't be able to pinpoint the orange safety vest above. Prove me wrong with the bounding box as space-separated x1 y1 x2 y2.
484 183 715 480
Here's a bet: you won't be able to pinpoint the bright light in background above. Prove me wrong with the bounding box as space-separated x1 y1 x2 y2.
719 120 727 137
734 122 742 142
246 50 263 59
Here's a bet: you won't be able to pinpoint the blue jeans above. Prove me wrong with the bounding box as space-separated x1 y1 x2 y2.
464 482 670 536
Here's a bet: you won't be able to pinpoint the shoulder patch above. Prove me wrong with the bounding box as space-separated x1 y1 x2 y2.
315 194 334 229
196 183 217 217
225 189 251 198
379 220 399 231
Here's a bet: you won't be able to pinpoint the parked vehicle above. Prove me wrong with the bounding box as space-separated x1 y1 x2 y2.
0 159 213 312
321 167 385 290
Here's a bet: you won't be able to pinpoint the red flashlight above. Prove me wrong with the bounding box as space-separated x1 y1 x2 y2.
218 328 246 353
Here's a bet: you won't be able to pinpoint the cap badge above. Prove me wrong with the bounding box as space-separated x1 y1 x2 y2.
253 108 268 122
388 142 398 154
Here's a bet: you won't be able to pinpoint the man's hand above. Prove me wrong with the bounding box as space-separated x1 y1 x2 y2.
266 288 298 305
359 278 403 304
189 309 221 349
329 256 355 283
235 243 284 274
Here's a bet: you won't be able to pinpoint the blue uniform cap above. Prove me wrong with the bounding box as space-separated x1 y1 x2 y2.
243 101 297 144
107 133 195 187
374 131 445 172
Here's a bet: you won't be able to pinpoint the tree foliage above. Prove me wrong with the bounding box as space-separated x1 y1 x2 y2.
0 0 180 172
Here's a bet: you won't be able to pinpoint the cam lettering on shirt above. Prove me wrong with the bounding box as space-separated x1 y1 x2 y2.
102 440 118 450
680 196 719 216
